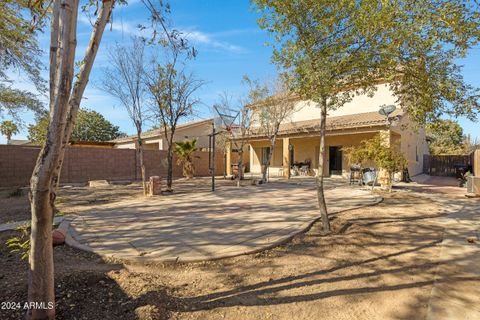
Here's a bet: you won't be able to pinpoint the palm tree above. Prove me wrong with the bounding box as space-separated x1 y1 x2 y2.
0 121 19 144
174 139 198 179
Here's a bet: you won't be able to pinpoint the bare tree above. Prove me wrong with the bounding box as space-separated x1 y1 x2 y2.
247 77 296 183
101 37 149 195
213 130 230 179
215 91 252 187
146 47 204 191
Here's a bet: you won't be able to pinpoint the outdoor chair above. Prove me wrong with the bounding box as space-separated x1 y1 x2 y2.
362 168 377 186
278 167 284 177
291 165 299 176
299 165 309 176
349 164 362 185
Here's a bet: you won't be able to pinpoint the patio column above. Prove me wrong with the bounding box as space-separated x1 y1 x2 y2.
226 141 232 176
283 138 290 179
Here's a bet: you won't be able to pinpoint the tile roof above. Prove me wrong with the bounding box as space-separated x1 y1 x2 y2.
112 118 213 143
248 110 402 138
7 139 38 146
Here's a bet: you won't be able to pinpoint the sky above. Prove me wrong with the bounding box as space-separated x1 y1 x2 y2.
2 0 479 143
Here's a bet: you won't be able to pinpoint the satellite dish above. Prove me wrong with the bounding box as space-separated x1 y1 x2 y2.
378 104 396 117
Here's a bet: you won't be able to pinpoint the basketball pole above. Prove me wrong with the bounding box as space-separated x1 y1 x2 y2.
212 125 216 192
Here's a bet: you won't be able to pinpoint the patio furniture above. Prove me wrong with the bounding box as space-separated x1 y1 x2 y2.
299 165 309 176
291 165 299 176
293 159 312 176
362 168 377 186
349 165 362 185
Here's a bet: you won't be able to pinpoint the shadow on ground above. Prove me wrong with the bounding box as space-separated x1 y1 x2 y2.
2 178 478 320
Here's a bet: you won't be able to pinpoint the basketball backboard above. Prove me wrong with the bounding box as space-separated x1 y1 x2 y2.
213 104 239 132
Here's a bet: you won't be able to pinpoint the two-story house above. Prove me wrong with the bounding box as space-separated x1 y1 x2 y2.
229 83 429 178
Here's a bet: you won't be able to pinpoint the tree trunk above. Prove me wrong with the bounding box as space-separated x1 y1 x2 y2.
316 98 331 234
137 136 147 195
166 145 173 191
261 138 276 183
389 172 393 193
28 1 78 319
54 0 112 191
184 157 194 179
27 1 112 319
236 146 243 187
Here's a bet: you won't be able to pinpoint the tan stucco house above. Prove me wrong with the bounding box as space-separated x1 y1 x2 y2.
229 83 429 178
113 118 213 150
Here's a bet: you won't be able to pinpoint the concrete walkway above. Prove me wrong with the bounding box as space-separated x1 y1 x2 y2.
399 175 480 320
0 216 64 232
424 189 480 320
63 182 381 263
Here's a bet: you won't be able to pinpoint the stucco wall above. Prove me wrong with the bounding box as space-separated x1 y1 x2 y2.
115 142 136 149
168 122 212 150
250 125 428 178
474 150 480 177
250 132 378 176
390 114 429 176
114 121 212 150
251 84 398 127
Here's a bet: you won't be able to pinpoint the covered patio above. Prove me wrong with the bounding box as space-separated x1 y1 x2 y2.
231 111 406 178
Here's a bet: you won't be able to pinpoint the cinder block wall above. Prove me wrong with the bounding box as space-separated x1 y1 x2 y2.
0 145 224 188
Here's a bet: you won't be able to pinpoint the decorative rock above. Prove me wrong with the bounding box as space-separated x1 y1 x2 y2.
52 229 66 246
148 176 162 196
88 180 110 187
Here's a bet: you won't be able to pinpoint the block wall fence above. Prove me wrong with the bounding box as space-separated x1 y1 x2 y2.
0 145 224 188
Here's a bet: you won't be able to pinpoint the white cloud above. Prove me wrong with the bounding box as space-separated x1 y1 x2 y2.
78 15 245 53
183 30 245 53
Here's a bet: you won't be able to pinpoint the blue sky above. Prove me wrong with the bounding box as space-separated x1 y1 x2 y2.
2 0 479 143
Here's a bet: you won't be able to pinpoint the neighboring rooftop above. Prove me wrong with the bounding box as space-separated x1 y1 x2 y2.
112 118 213 143
6 139 38 146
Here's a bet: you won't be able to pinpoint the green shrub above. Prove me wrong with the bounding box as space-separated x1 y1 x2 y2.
5 223 31 260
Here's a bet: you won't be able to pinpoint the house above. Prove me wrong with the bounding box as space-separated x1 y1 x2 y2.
68 141 116 148
7 139 38 146
228 83 429 178
113 118 213 150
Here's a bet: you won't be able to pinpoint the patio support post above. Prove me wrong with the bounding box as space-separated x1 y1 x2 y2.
283 138 290 178
226 141 232 176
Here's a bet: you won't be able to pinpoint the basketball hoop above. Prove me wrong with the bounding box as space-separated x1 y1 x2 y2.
213 104 239 132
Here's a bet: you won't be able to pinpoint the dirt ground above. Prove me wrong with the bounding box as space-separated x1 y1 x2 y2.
0 187 447 320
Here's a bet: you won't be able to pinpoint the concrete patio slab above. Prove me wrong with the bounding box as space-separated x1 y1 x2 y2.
63 181 382 263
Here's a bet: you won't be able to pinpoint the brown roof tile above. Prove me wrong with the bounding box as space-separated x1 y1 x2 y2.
248 110 402 138
112 118 213 143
